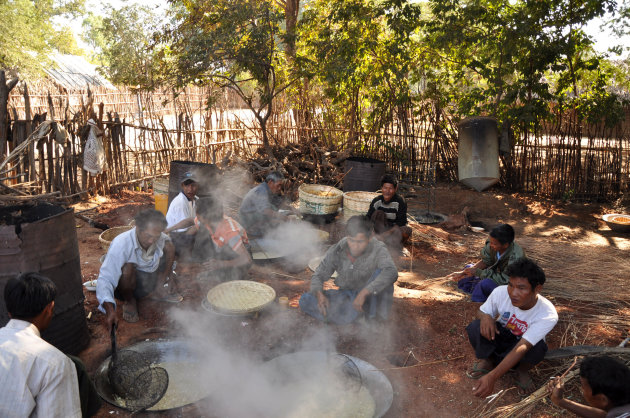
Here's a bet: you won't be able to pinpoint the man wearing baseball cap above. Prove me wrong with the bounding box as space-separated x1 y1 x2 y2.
165 171 199 258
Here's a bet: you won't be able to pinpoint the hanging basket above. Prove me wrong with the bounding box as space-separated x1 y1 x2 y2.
298 184 343 215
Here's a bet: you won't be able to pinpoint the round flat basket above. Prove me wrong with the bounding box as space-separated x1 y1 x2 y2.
99 226 133 251
299 184 343 215
343 191 379 213
206 281 276 315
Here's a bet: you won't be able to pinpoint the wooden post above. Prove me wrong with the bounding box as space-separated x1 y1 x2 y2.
0 70 19 161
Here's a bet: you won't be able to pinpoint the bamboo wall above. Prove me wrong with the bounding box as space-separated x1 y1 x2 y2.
3 84 629 202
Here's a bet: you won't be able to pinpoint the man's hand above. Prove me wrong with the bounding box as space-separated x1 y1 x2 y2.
463 266 477 276
473 373 496 398
316 291 329 318
352 289 370 313
104 302 117 332
480 313 498 341
548 377 565 406
202 259 223 272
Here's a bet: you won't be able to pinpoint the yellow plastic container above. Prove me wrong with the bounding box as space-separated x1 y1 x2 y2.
153 178 169 215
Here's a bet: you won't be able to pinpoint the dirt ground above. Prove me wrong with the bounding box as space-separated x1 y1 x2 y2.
71 184 630 418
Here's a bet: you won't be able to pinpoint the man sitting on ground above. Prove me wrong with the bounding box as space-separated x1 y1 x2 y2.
0 272 82 417
299 215 398 325
450 223 525 302
165 171 199 258
466 258 558 397
239 171 290 238
549 356 630 418
366 174 412 251
191 195 252 283
97 209 181 327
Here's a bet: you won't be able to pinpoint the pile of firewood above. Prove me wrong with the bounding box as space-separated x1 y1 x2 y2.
245 141 350 200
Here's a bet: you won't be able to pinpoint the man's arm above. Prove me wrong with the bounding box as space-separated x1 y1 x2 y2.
35 357 82 418
165 218 195 234
395 197 408 226
548 378 607 418
473 338 533 397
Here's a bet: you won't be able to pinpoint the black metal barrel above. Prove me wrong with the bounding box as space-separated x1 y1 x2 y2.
0 203 89 355
343 157 386 192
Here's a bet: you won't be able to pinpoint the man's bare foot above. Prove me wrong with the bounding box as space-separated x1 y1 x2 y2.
122 300 139 323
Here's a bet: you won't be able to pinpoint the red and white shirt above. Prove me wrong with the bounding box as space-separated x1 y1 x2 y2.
480 285 558 346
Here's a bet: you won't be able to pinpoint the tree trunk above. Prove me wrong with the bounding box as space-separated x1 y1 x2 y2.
0 70 19 160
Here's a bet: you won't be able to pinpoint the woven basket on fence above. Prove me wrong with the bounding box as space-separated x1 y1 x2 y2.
99 226 134 251
206 280 276 314
298 184 343 215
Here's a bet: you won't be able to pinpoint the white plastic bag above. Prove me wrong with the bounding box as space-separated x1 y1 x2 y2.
83 119 107 175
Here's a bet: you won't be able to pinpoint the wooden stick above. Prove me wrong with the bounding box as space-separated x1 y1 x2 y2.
371 355 464 371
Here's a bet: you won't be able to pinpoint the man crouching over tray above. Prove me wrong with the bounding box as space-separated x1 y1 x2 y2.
97 209 182 327
299 215 398 325
466 258 558 397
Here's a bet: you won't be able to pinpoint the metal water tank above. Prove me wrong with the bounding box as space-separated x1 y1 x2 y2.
457 117 500 192
0 203 89 355
343 157 386 192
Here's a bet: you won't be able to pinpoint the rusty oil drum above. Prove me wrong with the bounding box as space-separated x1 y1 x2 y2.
0 203 89 355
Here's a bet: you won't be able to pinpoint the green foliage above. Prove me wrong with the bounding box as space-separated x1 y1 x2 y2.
82 5 166 89
297 0 422 132
0 0 85 77
421 0 616 130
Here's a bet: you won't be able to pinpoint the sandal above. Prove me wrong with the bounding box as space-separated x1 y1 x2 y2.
466 362 491 379
514 374 535 395
149 292 183 303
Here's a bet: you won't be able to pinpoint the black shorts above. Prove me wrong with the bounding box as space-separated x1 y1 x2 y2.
113 255 167 300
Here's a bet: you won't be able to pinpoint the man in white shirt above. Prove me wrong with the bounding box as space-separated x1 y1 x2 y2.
465 258 558 397
97 209 181 327
0 272 82 418
165 171 199 258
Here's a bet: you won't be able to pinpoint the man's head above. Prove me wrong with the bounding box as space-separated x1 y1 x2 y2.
345 216 374 257
4 272 57 330
579 356 630 410
134 209 168 250
489 224 515 254
505 258 545 310
380 174 398 202
265 171 285 195
180 171 199 200
196 195 224 225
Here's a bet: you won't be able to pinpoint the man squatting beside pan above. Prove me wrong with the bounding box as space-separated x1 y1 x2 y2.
238 170 291 238
165 171 199 259
299 215 398 325
0 272 101 417
97 209 182 326
466 258 558 397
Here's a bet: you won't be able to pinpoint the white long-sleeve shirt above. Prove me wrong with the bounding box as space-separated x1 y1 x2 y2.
0 319 81 418
166 192 197 232
96 227 169 312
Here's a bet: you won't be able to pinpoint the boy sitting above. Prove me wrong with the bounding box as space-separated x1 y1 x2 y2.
549 356 630 418
466 258 558 397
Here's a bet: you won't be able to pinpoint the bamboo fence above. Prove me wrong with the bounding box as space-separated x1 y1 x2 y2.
2 83 629 202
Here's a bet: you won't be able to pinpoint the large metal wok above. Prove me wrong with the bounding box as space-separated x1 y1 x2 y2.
94 339 210 411
259 351 393 418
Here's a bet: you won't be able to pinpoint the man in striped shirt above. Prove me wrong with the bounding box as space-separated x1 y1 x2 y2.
366 174 412 251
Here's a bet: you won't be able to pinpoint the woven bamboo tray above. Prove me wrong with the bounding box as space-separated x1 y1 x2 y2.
98 225 133 251
206 281 276 314
299 184 343 215
343 191 379 213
